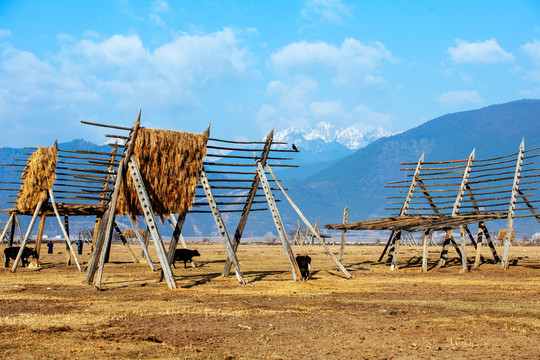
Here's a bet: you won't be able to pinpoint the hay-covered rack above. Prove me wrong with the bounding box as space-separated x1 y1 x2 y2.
1 111 352 288
77 112 343 289
326 140 540 272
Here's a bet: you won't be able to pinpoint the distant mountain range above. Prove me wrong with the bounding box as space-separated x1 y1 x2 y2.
279 99 540 236
2 100 540 239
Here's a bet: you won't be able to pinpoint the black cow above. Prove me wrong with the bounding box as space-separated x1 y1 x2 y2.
296 255 311 280
172 248 200 268
4 246 39 268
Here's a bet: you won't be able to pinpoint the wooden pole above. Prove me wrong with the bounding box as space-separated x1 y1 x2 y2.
387 154 425 268
0 213 14 246
113 222 139 263
200 168 245 284
49 190 81 272
120 158 176 289
128 217 155 272
11 200 44 272
34 213 47 258
473 224 483 269
266 163 353 279
2 213 15 267
439 149 475 267
339 206 349 264
160 213 187 282
64 216 72 266
460 225 468 273
502 139 524 270
222 130 274 277
87 110 140 286
14 216 23 244
256 162 302 281
421 230 430 272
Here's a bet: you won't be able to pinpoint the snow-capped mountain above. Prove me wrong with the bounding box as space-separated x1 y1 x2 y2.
274 122 392 150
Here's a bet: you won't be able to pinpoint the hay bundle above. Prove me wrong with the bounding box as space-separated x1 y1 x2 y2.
16 145 58 212
497 228 515 242
116 127 208 217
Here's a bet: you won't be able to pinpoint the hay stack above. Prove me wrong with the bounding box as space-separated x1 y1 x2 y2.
16 145 58 212
116 127 208 217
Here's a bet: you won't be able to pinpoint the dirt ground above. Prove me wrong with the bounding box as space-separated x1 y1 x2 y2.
0 242 539 359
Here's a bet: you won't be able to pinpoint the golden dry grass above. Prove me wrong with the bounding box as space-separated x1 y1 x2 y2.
116 127 209 217
16 145 57 212
1 243 539 359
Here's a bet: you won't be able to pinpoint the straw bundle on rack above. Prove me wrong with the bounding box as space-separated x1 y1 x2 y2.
116 127 209 217
16 145 58 212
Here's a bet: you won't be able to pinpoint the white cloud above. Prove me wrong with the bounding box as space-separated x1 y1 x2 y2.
255 103 310 133
0 29 12 38
75 34 148 67
265 77 318 114
448 39 514 64
0 28 256 145
270 38 394 87
436 90 483 106
301 0 354 24
150 0 170 26
522 39 540 63
354 105 392 128
310 101 347 119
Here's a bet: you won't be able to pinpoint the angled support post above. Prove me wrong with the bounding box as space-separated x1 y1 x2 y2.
387 154 424 269
123 158 176 289
11 200 44 272
128 217 155 271
465 184 498 266
266 163 352 279
200 168 245 284
256 162 302 281
502 139 525 270
0 213 15 246
48 190 81 271
34 212 47 258
339 206 349 263
87 111 141 286
160 213 188 282
113 222 139 263
421 230 430 272
222 130 274 277
518 190 540 224
439 149 475 267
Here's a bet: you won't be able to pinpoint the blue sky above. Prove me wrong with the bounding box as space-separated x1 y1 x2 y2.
1 0 540 147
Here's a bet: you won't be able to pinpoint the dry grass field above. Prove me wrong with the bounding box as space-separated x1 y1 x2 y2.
1 242 539 359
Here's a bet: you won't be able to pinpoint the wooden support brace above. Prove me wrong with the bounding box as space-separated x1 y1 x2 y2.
128 217 155 272
256 162 302 281
460 225 468 273
113 222 139 263
473 223 484 269
125 158 176 289
34 213 47 258
421 230 430 272
160 213 187 282
265 163 352 279
11 200 44 272
48 191 81 271
0 213 14 246
200 168 245 284
339 206 349 264
502 139 524 270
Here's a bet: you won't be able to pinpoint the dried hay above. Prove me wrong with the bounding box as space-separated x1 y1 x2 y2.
16 145 58 212
116 127 208 217
497 228 515 242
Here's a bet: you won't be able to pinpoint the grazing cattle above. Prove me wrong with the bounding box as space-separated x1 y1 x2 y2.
172 248 200 268
295 255 311 280
4 246 39 268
